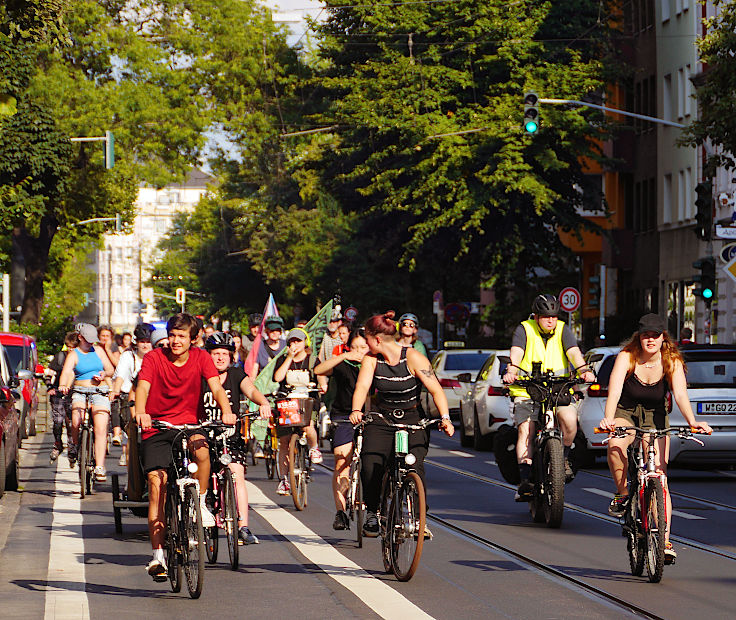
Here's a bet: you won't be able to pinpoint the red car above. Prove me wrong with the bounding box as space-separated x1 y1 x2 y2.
0 333 43 439
0 342 20 497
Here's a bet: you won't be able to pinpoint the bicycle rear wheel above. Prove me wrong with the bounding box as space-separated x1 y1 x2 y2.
79 427 90 498
644 478 665 583
390 471 426 582
204 523 218 564
183 484 205 598
265 429 276 480
355 473 364 549
379 472 393 574
289 433 308 510
165 488 182 593
541 438 565 528
223 469 239 570
626 489 645 576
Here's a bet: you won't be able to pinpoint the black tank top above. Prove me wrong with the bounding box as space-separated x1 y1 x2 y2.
372 346 421 410
618 371 668 414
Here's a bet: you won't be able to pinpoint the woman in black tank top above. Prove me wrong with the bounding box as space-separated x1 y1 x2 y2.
599 314 711 561
349 311 454 538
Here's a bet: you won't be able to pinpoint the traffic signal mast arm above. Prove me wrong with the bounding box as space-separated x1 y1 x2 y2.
538 99 686 129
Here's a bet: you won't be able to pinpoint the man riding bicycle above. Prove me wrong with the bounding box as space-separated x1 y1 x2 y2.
134 313 236 582
503 294 594 500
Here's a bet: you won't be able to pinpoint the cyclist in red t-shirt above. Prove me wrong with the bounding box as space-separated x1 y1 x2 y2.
135 313 236 582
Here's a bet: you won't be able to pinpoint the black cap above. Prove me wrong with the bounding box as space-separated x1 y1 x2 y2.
638 313 666 335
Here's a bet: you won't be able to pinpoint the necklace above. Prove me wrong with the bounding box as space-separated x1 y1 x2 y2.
642 357 660 368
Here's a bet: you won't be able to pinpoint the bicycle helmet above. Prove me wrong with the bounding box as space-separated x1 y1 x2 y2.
399 313 419 327
248 313 263 325
133 322 154 342
531 294 560 317
205 331 235 351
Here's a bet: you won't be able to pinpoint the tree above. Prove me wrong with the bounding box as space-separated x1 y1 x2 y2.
682 1 736 173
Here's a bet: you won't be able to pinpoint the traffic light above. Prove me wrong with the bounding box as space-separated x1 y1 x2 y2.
692 256 715 306
114 213 121 232
523 92 540 134
104 130 115 169
694 181 712 240
175 287 186 305
588 274 600 307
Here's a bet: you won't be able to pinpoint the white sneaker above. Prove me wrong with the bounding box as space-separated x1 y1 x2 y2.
94 466 106 482
199 499 216 527
118 453 128 466
146 559 167 582
309 448 323 464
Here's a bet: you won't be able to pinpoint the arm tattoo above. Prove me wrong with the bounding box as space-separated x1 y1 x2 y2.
420 369 435 379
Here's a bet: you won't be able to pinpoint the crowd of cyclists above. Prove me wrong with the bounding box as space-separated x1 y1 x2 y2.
40 296 711 583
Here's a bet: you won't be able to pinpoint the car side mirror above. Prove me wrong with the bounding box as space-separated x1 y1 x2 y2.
587 353 604 364
0 387 11 403
17 369 33 381
35 363 45 377
456 372 472 383
497 355 511 365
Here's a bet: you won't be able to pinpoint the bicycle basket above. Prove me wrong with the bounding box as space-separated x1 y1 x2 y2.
526 382 549 403
276 397 313 428
550 385 574 407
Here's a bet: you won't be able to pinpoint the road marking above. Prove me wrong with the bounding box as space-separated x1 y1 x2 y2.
582 487 705 520
447 450 473 458
44 458 90 620
484 460 497 466
247 482 435 620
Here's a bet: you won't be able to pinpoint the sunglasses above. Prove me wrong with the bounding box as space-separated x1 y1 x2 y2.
401 321 416 327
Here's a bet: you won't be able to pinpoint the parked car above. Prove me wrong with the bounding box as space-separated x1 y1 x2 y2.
457 350 511 450
0 348 22 498
0 333 43 439
578 344 736 465
421 348 494 419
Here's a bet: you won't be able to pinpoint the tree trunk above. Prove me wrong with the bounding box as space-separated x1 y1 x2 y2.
14 214 58 325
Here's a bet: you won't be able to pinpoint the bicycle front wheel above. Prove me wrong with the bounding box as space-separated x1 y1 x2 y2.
626 490 645 576
644 478 665 583
183 484 205 598
379 471 393 574
79 427 90 498
390 471 426 582
541 438 565 528
165 488 182 593
265 430 276 480
289 433 308 510
223 469 239 570
204 521 218 564
355 472 364 549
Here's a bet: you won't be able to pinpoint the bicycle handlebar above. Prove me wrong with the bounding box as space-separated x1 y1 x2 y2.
365 411 441 431
71 385 110 395
151 419 233 432
593 426 710 446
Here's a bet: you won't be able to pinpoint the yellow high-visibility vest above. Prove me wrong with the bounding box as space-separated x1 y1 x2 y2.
508 319 569 399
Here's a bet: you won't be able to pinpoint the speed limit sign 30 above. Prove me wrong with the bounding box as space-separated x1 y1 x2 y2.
559 287 581 313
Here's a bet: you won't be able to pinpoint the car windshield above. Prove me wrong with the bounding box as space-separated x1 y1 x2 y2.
684 352 736 387
5 345 24 374
444 353 489 371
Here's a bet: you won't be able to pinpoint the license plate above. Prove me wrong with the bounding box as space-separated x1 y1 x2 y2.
697 402 736 414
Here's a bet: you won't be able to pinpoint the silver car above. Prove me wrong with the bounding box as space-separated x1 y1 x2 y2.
457 350 511 450
578 345 736 465
421 348 494 419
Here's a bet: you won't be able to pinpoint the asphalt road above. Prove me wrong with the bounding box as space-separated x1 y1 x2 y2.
1 426 735 619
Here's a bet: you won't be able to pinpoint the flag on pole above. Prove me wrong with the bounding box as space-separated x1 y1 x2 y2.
243 293 279 378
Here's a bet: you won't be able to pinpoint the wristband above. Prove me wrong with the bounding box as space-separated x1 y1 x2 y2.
441 415 450 421
351 409 362 414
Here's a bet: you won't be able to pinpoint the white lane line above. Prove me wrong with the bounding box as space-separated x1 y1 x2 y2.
484 460 497 466
447 450 473 458
247 482 435 620
44 458 90 620
582 487 705 520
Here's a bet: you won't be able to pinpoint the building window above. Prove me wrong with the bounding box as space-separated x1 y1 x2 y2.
115 247 123 261
661 0 670 22
114 301 122 315
675 0 682 15
663 173 673 224
663 74 673 121
677 67 685 120
155 218 168 233
678 170 685 221
115 274 122 287
684 64 691 117
685 167 692 219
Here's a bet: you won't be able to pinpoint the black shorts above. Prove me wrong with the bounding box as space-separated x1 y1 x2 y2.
331 418 355 451
141 429 179 474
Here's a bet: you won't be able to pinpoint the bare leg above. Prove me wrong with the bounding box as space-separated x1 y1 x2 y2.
92 409 109 468
333 443 353 511
516 419 534 466
147 469 167 549
606 421 635 494
279 435 290 477
305 424 318 450
228 462 249 527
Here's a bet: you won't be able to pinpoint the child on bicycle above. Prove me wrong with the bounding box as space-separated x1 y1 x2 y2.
202 332 272 544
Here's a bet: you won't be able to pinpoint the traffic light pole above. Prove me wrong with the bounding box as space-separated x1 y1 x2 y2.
537 99 686 129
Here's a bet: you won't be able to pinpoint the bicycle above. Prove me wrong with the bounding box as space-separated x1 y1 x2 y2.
203 412 259 571
151 418 228 599
368 412 440 582
596 425 708 583
500 356 601 528
274 386 320 511
344 421 365 548
70 385 110 498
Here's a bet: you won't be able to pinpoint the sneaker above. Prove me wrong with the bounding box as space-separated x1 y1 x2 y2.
199 499 216 527
94 466 106 482
112 435 122 447
333 510 349 531
515 479 534 502
276 478 290 496
423 525 433 540
608 493 627 517
118 452 128 466
362 511 379 537
68 447 77 469
254 445 265 459
238 526 259 545
50 446 61 463
309 448 323 464
146 559 168 582
664 542 677 565
564 458 575 483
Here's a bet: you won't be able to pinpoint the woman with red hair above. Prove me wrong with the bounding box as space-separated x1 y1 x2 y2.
350 311 454 538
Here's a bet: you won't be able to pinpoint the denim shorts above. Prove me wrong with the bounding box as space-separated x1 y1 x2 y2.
71 392 111 411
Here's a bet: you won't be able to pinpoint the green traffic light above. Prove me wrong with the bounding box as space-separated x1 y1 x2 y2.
525 121 538 133
703 288 713 300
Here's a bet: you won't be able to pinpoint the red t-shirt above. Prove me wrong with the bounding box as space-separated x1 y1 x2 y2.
137 347 218 439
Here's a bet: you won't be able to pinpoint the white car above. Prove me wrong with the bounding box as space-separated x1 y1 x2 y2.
421 348 494 419
457 350 511 450
578 344 736 465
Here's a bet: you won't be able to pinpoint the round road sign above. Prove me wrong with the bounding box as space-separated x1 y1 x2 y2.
559 287 581 313
344 306 358 321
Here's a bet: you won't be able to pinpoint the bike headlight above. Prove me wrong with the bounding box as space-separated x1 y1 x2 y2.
187 462 199 474
219 453 232 466
405 453 417 466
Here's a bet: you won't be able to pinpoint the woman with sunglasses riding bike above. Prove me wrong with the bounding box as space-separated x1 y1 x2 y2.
203 332 272 544
349 311 454 538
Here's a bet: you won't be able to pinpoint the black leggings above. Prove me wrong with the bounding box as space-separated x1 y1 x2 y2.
360 417 429 513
